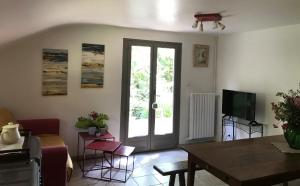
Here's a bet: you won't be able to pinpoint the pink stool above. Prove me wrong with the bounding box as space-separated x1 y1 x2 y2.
112 145 135 182
85 140 121 181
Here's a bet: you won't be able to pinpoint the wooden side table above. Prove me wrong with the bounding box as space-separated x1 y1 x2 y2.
77 131 115 175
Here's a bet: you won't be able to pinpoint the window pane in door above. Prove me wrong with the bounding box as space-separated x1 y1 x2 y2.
154 48 175 135
128 46 151 138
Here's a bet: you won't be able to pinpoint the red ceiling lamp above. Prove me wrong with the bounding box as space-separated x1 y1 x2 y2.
192 13 225 32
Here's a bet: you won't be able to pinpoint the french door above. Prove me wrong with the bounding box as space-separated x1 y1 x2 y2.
120 38 182 152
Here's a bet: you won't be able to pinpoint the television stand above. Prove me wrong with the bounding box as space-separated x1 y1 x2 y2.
222 115 264 141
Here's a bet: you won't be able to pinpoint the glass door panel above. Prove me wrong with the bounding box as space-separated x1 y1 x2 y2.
154 48 175 135
128 46 151 138
121 38 181 152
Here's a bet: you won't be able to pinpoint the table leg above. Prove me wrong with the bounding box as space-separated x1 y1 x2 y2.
77 133 80 170
222 118 224 141
101 155 104 179
82 140 86 176
233 121 235 140
249 125 251 139
119 156 121 169
94 150 97 165
110 152 113 181
187 154 196 186
132 155 135 170
125 156 128 181
179 172 185 186
169 174 175 186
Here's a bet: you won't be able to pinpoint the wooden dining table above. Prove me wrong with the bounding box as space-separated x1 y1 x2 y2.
181 135 300 186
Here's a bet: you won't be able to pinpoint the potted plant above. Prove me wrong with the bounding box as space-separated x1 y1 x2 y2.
271 89 300 149
89 111 109 135
75 111 109 136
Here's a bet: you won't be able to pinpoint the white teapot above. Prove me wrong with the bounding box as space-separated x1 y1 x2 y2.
1 122 21 144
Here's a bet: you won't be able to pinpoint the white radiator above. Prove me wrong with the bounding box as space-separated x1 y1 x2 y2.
188 93 215 140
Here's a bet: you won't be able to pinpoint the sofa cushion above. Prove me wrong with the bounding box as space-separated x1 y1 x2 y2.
0 108 16 129
38 134 73 180
38 134 65 147
18 119 59 135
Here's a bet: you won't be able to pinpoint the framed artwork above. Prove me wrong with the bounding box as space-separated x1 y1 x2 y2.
193 44 209 67
81 43 105 88
42 48 68 96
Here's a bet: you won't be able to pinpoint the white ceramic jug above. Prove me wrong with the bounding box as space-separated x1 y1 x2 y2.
1 122 21 144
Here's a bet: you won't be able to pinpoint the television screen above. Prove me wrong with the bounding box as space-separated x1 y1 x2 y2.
222 89 256 121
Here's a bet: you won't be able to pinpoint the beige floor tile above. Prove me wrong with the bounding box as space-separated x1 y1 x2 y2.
133 175 161 185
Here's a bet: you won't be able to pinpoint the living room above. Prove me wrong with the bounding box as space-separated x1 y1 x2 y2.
1 0 300 186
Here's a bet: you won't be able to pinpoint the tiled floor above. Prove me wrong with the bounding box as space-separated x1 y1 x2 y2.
67 149 300 186
68 149 224 186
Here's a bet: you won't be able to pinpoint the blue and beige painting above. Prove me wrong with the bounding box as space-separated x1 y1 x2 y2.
81 43 105 88
42 49 68 95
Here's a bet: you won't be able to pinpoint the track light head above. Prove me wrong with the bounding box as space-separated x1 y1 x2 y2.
192 20 198 28
199 21 203 32
217 21 226 30
213 21 218 29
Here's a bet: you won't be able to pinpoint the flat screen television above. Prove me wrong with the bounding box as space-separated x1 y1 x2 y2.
222 89 256 121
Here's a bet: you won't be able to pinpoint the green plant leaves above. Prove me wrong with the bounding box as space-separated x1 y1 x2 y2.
75 112 109 129
75 118 93 129
272 89 300 127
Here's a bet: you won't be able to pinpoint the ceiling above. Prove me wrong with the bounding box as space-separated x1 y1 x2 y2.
1 0 300 45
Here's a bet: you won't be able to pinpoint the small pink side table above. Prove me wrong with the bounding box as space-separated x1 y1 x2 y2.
85 140 122 181
77 131 115 175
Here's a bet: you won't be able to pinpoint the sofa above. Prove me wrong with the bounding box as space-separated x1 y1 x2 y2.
0 108 73 186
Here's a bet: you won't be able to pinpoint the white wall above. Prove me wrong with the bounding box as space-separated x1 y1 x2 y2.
216 24 300 140
0 24 217 155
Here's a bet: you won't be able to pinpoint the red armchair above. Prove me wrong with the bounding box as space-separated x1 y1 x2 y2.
18 119 69 186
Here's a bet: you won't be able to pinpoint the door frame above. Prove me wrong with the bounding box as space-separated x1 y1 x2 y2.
120 38 182 152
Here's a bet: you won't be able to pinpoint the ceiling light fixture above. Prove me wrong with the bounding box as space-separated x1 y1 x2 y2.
192 13 225 32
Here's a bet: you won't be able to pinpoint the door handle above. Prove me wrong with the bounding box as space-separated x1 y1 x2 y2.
152 103 158 109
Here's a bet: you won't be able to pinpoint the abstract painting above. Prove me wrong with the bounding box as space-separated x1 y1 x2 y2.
193 44 209 67
42 49 68 95
81 43 105 88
